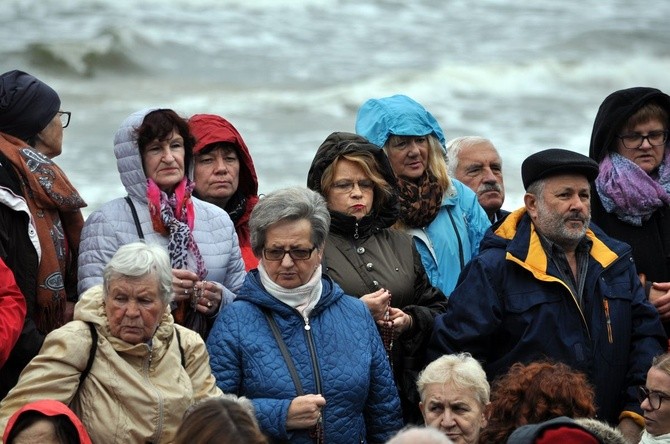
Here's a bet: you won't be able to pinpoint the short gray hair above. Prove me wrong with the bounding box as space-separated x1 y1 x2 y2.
103 242 173 305
445 136 496 177
249 187 330 257
417 353 490 406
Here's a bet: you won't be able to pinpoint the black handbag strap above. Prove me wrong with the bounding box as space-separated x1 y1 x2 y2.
262 308 304 396
125 196 144 240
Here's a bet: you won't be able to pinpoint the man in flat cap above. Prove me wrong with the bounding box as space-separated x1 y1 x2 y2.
0 69 86 398
428 148 666 442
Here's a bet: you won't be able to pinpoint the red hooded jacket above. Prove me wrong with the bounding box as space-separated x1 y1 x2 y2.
3 399 92 444
189 114 259 271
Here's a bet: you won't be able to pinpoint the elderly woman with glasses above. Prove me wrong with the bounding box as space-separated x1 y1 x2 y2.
639 353 670 443
306 131 447 424
206 187 403 443
589 88 670 335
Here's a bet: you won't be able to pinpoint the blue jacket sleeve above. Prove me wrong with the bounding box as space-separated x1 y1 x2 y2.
427 256 503 364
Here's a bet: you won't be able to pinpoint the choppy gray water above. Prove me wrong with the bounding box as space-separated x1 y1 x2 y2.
2 0 669 215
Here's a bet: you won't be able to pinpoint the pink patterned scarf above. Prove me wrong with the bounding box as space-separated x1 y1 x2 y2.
146 177 207 279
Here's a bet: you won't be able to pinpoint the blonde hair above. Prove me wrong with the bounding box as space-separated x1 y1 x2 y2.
384 134 451 190
320 150 393 213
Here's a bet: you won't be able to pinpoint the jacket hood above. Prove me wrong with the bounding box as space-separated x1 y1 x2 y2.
355 94 446 150
113 108 157 202
306 131 399 233
2 399 93 444
589 87 670 163
188 114 258 198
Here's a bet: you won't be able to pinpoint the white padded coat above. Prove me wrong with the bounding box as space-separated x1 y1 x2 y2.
77 109 245 302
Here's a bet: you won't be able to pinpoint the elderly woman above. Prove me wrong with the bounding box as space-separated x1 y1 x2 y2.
480 361 597 443
0 242 223 443
206 187 403 443
355 95 490 295
78 108 245 338
416 353 490 444
589 87 670 334
639 353 670 443
306 131 446 423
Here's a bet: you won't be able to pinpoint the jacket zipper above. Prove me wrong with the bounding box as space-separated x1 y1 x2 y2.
144 346 164 443
303 315 324 441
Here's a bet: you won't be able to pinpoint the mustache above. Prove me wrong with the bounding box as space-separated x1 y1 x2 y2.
477 183 503 194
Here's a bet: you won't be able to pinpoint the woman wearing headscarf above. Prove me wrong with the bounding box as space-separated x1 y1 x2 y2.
188 114 260 271
78 109 245 338
306 131 446 424
589 87 670 334
355 94 490 295
0 69 86 398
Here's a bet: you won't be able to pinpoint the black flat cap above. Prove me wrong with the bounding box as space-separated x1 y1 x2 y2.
522 148 599 190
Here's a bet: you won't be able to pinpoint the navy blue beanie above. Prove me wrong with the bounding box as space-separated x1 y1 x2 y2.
0 70 61 142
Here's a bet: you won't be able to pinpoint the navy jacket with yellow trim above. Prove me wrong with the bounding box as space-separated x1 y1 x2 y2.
428 208 666 424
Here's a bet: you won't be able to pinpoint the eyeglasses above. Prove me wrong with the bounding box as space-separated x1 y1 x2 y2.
637 385 670 410
618 130 668 149
262 246 317 261
58 111 71 129
331 179 374 194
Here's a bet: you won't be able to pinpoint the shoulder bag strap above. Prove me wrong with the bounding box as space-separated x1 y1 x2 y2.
261 308 304 395
174 326 186 368
124 196 144 240
446 208 465 271
80 322 98 385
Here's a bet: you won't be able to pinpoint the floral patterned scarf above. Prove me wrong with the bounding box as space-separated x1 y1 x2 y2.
396 171 444 228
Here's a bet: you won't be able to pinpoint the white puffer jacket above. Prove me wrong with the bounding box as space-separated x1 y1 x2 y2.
77 109 245 303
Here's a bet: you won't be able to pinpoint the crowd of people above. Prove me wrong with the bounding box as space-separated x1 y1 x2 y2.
0 68 669 444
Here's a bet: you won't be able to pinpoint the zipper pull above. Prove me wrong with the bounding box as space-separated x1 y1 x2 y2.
603 299 613 344
304 317 311 331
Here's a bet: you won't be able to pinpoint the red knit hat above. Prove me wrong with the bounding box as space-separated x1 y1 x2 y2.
536 426 600 444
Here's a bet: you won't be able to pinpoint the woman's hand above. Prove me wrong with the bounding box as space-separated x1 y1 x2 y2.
377 307 412 338
360 288 391 321
172 269 222 315
286 394 326 430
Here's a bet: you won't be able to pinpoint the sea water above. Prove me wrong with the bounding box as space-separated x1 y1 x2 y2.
2 0 669 215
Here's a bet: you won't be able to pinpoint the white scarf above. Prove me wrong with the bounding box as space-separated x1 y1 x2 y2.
641 430 670 443
258 263 323 318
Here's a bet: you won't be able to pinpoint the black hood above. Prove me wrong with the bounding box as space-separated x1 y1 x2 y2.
306 131 399 236
589 87 670 163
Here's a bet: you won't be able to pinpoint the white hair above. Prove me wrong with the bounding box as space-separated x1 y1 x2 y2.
386 426 454 444
445 136 496 177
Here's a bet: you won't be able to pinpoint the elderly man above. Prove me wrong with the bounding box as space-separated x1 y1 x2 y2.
0 70 86 398
428 148 666 442
446 136 507 223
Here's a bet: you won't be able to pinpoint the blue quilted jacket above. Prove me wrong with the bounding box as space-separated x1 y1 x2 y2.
207 271 403 443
